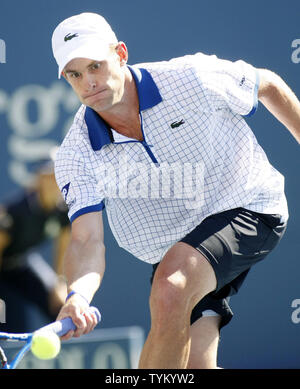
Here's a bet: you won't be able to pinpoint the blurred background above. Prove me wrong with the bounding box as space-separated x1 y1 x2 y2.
0 0 299 369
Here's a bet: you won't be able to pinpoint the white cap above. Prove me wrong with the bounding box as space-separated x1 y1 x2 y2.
51 12 118 78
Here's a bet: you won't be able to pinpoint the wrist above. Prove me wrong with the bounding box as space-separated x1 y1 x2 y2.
65 290 90 305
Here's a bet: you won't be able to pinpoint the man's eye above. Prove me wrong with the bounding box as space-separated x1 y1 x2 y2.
71 72 80 78
92 63 101 70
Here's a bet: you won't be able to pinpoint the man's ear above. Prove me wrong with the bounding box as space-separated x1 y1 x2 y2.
116 42 128 65
61 71 71 84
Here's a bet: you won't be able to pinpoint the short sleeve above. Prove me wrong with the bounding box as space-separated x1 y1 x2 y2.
55 145 105 223
192 53 260 117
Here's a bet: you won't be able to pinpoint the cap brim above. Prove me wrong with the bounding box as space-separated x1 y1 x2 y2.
58 41 112 78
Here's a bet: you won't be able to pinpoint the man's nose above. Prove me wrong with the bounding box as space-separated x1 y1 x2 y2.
85 74 98 91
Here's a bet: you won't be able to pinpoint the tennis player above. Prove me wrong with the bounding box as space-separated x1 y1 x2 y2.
51 12 300 368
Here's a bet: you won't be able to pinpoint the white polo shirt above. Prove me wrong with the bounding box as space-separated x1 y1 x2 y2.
55 52 288 264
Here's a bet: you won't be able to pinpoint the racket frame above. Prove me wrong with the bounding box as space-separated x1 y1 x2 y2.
0 306 100 369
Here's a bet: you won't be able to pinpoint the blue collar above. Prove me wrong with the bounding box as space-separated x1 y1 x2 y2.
84 65 163 151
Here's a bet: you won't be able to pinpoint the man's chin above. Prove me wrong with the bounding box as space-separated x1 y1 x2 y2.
85 99 115 114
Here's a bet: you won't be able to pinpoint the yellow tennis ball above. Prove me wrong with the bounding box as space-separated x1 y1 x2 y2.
31 331 61 360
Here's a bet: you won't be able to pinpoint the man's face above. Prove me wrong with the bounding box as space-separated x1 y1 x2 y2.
63 45 127 113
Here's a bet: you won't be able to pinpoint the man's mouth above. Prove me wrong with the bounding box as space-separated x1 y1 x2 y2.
84 89 107 99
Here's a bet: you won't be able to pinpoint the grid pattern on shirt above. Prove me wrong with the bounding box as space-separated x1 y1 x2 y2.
55 52 288 264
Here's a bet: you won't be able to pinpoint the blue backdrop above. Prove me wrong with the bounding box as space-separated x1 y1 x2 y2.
0 0 299 368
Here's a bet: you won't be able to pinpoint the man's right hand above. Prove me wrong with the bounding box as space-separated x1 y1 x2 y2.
56 292 98 340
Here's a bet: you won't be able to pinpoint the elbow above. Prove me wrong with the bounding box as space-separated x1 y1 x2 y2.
70 212 105 247
257 68 281 101
68 235 105 256
69 227 106 258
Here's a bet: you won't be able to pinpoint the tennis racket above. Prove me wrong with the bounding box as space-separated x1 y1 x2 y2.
0 306 101 369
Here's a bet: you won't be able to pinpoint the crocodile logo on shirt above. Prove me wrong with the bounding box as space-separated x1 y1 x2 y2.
171 119 185 129
64 33 79 42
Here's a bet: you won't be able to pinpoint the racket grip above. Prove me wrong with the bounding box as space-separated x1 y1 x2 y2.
37 307 101 337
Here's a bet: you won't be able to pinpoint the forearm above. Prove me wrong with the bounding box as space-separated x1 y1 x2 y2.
64 237 106 303
258 69 300 144
54 227 71 276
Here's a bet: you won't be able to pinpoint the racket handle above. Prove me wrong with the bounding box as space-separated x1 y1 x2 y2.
37 307 101 337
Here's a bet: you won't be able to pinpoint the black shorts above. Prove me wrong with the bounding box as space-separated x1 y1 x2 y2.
151 207 287 329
